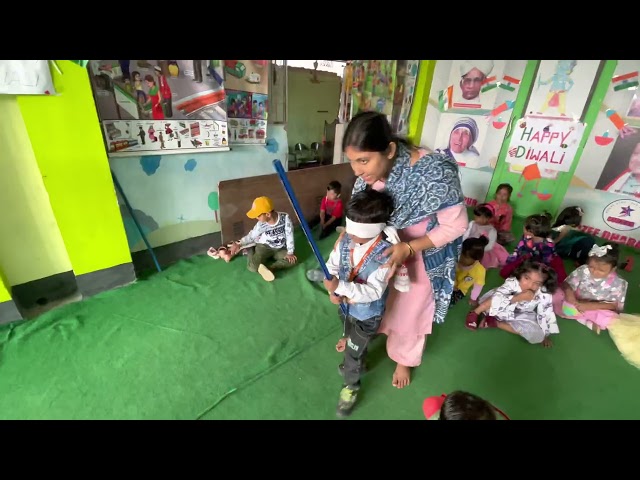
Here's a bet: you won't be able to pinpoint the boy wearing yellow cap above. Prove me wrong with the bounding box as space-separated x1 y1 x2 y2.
229 196 297 281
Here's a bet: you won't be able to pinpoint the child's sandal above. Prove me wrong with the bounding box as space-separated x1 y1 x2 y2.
465 312 479 330
479 316 499 329
207 247 220 259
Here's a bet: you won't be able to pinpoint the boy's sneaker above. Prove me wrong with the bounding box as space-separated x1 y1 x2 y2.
336 386 358 417
257 264 275 282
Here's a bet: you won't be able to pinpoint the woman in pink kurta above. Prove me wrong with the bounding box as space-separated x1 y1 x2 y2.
341 112 468 388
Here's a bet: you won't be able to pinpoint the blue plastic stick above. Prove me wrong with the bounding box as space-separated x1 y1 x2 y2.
272 159 347 316
111 170 162 273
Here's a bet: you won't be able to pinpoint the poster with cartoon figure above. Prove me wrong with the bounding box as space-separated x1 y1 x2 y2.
251 93 268 120
103 119 228 156
226 90 252 119
89 60 229 156
526 60 602 120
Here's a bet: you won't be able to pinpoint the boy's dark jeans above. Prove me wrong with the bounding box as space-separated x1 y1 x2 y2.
340 310 382 389
309 215 341 239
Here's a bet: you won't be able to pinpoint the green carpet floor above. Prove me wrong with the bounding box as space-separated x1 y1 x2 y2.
1 217 639 419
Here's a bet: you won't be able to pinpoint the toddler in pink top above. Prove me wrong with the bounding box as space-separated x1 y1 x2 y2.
488 183 514 245
462 203 509 269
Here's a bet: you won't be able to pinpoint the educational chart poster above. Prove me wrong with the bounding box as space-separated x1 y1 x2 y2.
391 60 419 135
0 60 56 95
88 60 229 156
349 60 397 121
223 60 269 144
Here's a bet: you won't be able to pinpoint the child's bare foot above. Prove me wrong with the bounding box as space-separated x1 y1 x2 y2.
392 364 411 389
336 338 347 352
586 321 601 335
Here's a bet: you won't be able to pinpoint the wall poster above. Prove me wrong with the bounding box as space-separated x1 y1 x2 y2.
505 117 585 173
88 60 229 156
391 60 419 135
447 60 505 113
559 60 640 250
0 60 56 95
349 60 397 121
223 60 269 144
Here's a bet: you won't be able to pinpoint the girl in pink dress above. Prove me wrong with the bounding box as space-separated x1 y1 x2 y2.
487 183 514 245
341 111 468 389
553 243 628 334
462 203 509 269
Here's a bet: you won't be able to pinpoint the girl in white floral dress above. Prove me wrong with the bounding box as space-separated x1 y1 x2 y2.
465 260 559 347
552 244 628 334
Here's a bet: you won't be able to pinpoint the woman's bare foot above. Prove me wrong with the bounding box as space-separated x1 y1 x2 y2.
336 338 347 352
392 364 411 389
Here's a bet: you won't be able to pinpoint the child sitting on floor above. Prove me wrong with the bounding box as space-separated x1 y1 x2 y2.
500 213 567 283
423 391 510 420
324 189 398 417
462 203 509 269
309 180 344 240
553 243 628 334
551 206 596 266
450 237 488 307
488 183 515 245
227 196 297 282
466 260 559 348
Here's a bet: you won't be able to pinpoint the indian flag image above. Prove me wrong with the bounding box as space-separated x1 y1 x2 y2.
612 71 639 91
499 75 521 92
438 86 453 111
480 75 497 93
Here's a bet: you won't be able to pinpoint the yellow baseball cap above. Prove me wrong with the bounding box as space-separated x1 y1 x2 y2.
246 196 274 219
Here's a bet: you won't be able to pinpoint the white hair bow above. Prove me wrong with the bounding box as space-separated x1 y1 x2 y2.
576 207 584 216
588 244 612 257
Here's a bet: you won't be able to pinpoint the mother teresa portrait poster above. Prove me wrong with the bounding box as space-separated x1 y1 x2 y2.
448 60 505 111
434 114 489 170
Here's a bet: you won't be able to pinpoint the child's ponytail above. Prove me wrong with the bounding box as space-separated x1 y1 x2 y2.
541 264 558 294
